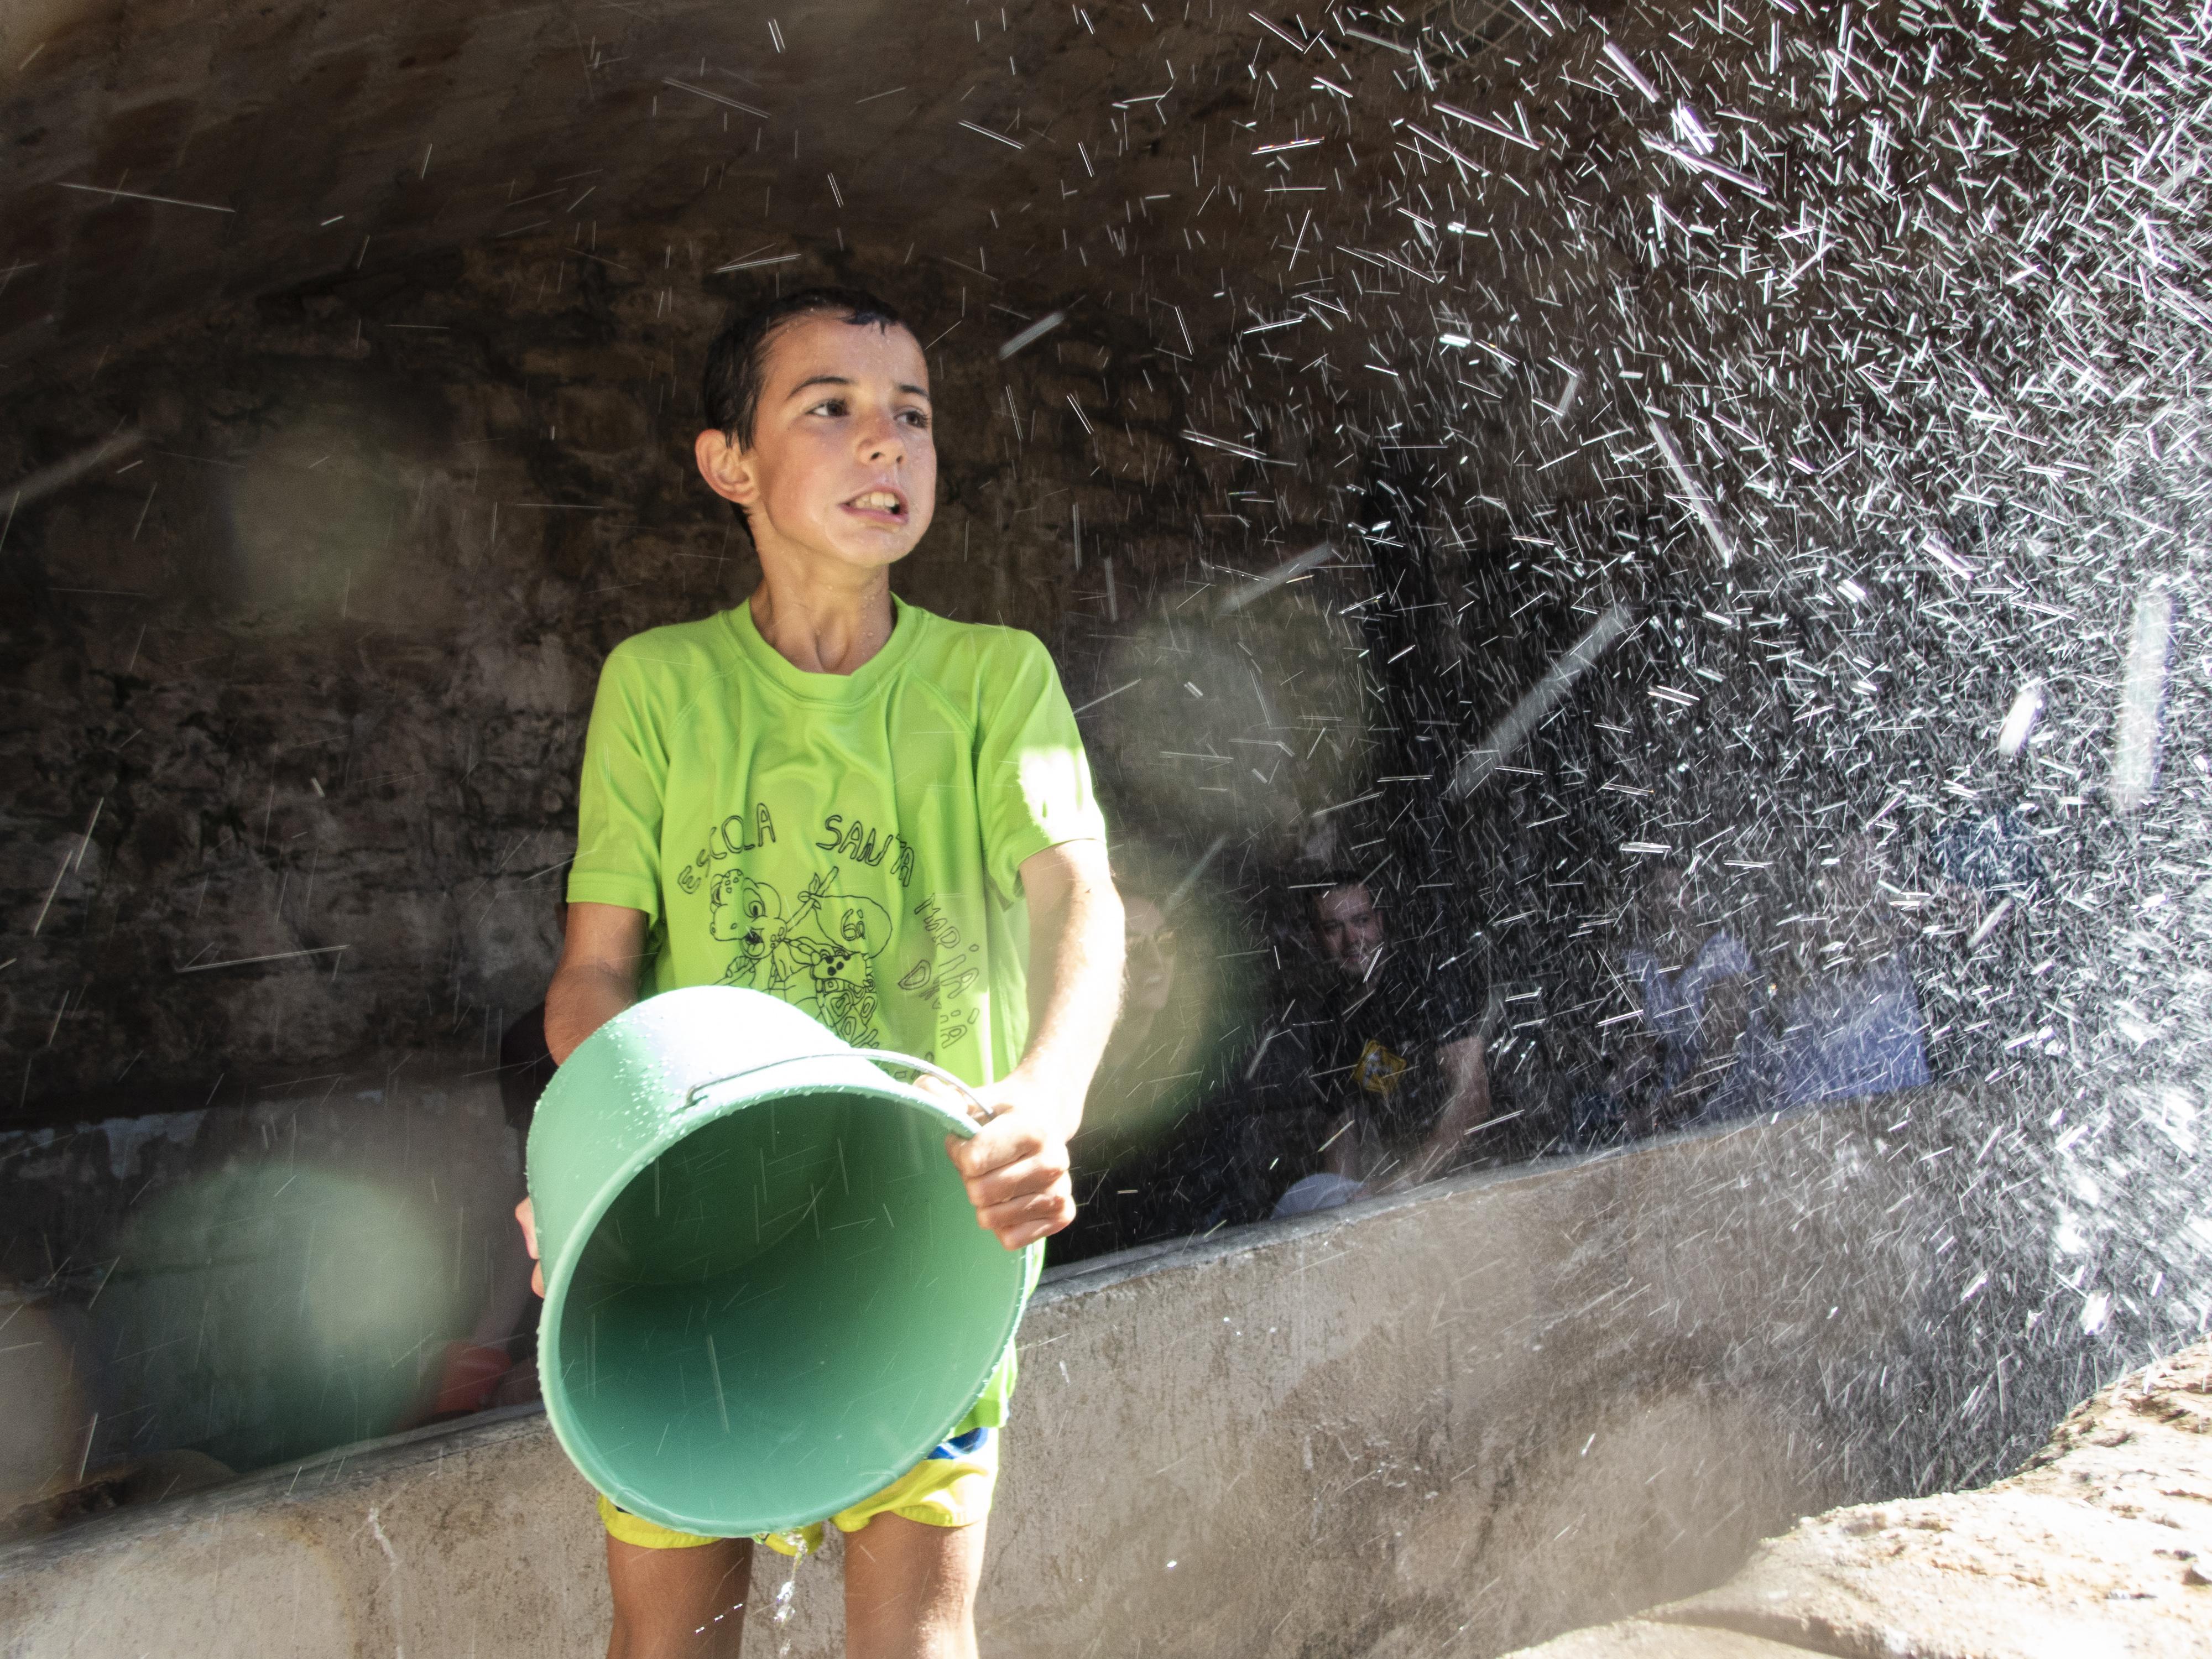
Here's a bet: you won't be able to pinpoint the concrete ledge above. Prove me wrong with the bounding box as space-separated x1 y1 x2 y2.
0 1100 2010 1658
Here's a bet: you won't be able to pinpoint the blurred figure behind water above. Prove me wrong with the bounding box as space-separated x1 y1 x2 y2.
1569 838 1940 1149
1570 860 1771 1147
403 897 564 1425
1768 835 1932 1108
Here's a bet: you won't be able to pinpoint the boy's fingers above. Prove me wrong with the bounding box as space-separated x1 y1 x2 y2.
977 1189 1072 1233
946 1131 1001 1178
945 1121 1053 1180
959 1150 1068 1210
515 1197 545 1298
978 1183 1075 1246
973 1177 1075 1230
941 1114 1073 1247
978 1203 1071 1239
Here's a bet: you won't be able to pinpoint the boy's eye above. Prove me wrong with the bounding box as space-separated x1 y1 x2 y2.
808 398 848 417
899 409 931 429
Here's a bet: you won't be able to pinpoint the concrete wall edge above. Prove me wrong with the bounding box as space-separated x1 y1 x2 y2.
0 1131 1657 1575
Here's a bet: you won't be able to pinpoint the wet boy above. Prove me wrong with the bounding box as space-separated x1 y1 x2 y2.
518 288 1124 1658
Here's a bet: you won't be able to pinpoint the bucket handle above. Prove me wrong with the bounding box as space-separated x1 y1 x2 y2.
849 1050 1000 1128
681 1050 997 1131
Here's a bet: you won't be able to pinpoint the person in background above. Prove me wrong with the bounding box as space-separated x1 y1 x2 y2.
1272 873 1492 1216
1615 860 1770 1134
1771 835 1930 1107
408 896 565 1425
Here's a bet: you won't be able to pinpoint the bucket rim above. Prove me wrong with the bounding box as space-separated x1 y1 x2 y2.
539 1052 979 1312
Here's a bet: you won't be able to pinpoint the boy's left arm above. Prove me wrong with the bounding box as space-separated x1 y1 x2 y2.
946 839 1124 1249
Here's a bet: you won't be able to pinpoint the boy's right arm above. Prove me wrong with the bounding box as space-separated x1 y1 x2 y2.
517 902 650 1295
544 901 651 1063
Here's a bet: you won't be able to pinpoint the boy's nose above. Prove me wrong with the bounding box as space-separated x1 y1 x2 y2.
859 415 905 462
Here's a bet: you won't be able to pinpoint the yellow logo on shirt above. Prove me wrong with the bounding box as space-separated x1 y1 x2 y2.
1357 1039 1408 1096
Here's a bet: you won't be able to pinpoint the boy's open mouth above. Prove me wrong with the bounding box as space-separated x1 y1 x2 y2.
844 488 907 521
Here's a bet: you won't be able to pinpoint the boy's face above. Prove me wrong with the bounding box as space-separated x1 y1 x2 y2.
697 312 936 576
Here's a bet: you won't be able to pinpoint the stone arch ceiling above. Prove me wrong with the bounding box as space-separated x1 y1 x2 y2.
0 0 1532 374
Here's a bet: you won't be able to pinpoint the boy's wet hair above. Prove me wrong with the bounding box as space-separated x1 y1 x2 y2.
701 286 909 451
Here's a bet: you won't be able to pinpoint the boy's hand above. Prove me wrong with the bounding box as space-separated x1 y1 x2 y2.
514 1197 545 1297
927 1077 1077 1250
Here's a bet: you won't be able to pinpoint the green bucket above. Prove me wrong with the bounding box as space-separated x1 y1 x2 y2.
526 985 1028 1537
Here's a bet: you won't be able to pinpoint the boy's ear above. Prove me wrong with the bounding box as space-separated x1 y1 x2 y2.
695 428 759 509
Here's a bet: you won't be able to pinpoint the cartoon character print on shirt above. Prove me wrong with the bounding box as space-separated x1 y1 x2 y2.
707 869 893 1044
790 878 894 1046
681 803 979 1058
707 869 789 991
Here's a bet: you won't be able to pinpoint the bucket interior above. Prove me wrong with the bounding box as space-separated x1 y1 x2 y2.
549 1088 1013 1534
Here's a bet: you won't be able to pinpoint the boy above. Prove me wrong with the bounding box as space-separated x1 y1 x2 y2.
517 288 1124 1658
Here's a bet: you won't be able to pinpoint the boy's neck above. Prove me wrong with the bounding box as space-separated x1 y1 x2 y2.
748 567 896 676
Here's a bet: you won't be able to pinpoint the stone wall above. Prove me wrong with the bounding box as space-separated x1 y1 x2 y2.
0 243 1253 1121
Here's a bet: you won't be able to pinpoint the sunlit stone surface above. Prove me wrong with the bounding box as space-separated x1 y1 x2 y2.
1510 1338 2212 1657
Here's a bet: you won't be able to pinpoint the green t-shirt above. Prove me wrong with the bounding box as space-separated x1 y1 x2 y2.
567 594 1105 1433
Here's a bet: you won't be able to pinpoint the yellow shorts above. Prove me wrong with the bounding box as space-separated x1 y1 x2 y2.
596 1426 999 1559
